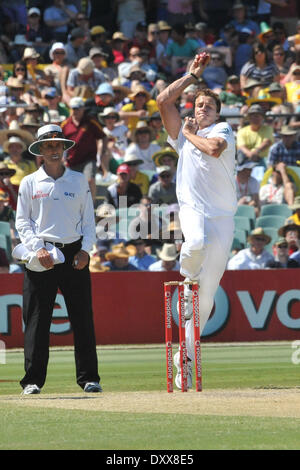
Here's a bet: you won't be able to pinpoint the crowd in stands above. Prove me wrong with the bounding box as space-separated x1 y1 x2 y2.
0 0 300 273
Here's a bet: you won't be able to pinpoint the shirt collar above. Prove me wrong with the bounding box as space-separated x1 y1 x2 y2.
36 165 71 182
197 122 216 137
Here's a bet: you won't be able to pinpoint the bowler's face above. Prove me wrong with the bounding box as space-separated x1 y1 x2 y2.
194 95 218 129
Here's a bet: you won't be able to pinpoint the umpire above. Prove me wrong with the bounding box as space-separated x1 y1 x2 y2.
16 124 101 395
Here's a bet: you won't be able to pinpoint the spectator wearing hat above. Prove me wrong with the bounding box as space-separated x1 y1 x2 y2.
103 242 139 271
111 32 129 65
259 166 291 206
26 7 53 56
152 146 178 182
89 240 110 273
128 195 164 243
89 26 114 66
89 48 117 82
278 222 300 255
236 104 274 170
44 0 78 42
283 65 300 111
5 78 28 118
118 46 143 80
242 77 265 99
22 47 51 90
0 245 9 274
124 154 150 195
265 237 299 268
3 136 36 191
66 57 107 101
119 87 159 134
105 163 142 208
286 196 300 226
84 83 116 121
268 125 300 168
201 52 228 94
227 227 274 270
42 88 70 124
116 0 146 39
240 42 280 90
0 189 17 242
126 21 156 62
61 96 107 200
124 121 161 171
123 63 152 92
165 23 199 77
147 112 168 147
287 20 300 52
94 203 121 242
0 163 17 210
148 243 180 271
128 238 156 270
235 158 260 216
219 75 246 107
156 21 173 70
229 3 260 36
148 165 177 205
44 43 69 97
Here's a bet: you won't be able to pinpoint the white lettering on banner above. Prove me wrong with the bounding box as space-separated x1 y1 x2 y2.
237 291 276 329
0 340 6 364
0 294 70 335
277 290 300 329
291 340 300 365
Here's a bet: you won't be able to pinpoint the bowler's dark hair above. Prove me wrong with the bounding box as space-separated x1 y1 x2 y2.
195 89 221 113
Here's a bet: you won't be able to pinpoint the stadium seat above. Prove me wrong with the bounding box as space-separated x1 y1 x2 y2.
233 229 247 247
0 221 12 260
234 216 252 235
0 233 8 256
257 227 278 254
255 215 286 229
260 204 292 219
235 205 256 229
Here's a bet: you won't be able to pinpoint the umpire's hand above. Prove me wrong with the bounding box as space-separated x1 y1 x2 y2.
37 248 54 270
73 250 89 270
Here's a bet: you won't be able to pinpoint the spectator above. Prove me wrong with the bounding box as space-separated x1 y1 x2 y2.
124 120 161 171
0 162 18 210
284 64 300 111
89 25 114 66
0 246 9 274
147 112 168 147
278 222 300 255
267 0 298 36
89 47 117 82
166 0 193 26
66 57 107 101
234 27 255 76
124 154 150 195
43 0 78 42
240 42 280 90
127 238 156 270
22 47 51 90
128 48 157 83
85 83 116 120
89 240 110 273
25 7 53 57
103 242 139 271
105 163 143 208
202 52 228 94
111 31 129 65
259 166 291 206
2 136 36 191
44 43 69 97
0 189 17 243
235 158 260 217
64 27 87 67
229 2 260 36
219 75 246 106
100 107 128 156
61 97 107 200
156 20 172 69
120 87 159 134
227 227 274 269
166 23 198 77
271 44 290 81
268 125 300 168
152 146 178 182
148 165 177 205
265 237 299 268
257 22 275 48
148 242 180 271
41 87 70 123
128 195 164 242
5 78 28 117
123 64 153 92
287 19 300 52
236 104 274 169
116 0 146 39
286 196 300 226
127 21 156 61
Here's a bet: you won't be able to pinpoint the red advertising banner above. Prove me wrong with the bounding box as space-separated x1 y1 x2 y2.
0 270 300 349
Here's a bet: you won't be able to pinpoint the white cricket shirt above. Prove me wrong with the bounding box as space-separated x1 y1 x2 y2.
16 166 96 254
168 122 237 217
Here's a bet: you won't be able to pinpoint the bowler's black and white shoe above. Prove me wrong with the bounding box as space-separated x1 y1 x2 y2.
84 382 103 393
22 384 41 395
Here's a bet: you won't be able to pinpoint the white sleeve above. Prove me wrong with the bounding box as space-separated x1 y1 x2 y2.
167 125 185 153
15 177 45 253
209 122 233 144
80 179 96 254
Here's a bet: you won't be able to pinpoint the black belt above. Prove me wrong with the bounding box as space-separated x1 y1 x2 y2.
44 239 81 249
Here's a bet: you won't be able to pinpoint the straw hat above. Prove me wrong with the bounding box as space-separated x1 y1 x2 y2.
128 85 151 102
90 25 106 36
132 121 155 142
158 21 172 31
21 114 43 128
105 242 135 261
98 107 120 120
95 203 117 222
22 47 40 60
152 146 178 167
247 227 271 244
111 79 130 100
126 65 146 79
3 136 26 153
77 57 94 75
124 153 144 166
112 31 128 41
156 243 178 261
0 161 16 177
279 125 298 136
289 196 300 211
6 77 25 90
0 120 34 146
278 223 300 238
28 124 75 156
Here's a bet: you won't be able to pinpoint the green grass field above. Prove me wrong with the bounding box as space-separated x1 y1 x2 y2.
1 342 300 450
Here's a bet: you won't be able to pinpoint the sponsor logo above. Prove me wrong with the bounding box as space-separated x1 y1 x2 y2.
32 190 50 199
64 192 75 198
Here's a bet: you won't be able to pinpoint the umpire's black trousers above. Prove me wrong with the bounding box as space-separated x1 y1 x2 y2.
20 239 100 390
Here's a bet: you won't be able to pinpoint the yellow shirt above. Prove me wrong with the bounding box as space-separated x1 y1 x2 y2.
236 124 274 158
285 81 300 105
286 213 300 226
131 171 150 195
121 100 159 131
4 157 36 186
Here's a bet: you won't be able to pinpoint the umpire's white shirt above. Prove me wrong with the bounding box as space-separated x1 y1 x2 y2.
16 166 96 254
168 122 237 217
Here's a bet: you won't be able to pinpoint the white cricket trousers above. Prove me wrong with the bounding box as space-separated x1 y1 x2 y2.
179 205 234 361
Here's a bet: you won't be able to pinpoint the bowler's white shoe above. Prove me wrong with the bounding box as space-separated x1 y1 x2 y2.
174 351 193 390
84 382 103 393
22 384 41 395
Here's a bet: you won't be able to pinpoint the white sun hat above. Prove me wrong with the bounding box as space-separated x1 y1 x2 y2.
28 124 75 156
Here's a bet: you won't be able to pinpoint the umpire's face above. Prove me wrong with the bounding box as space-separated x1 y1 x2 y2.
40 141 65 163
